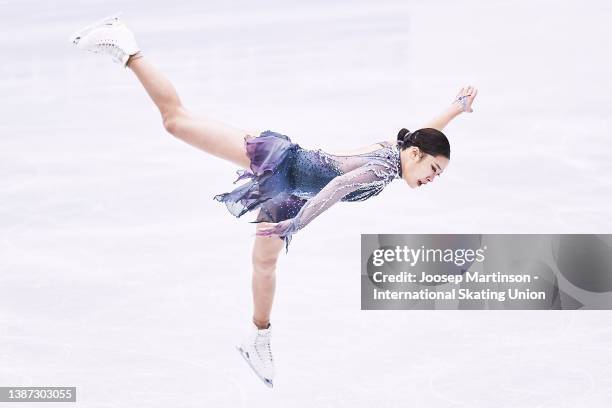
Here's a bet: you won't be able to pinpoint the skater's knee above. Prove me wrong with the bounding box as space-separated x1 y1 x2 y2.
252 229 283 275
163 116 178 134
162 107 188 135
252 252 279 275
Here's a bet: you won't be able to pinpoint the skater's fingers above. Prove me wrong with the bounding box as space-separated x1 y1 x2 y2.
466 88 477 112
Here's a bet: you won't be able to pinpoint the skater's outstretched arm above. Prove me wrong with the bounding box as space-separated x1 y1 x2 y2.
422 86 478 131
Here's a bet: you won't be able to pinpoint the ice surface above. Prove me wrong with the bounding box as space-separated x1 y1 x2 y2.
1 0 611 406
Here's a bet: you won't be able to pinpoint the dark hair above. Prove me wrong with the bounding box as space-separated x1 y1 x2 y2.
397 128 450 159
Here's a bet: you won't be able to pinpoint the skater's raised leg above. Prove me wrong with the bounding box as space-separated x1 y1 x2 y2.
127 56 255 169
71 13 255 169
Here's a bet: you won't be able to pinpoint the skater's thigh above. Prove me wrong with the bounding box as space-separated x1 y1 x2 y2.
169 108 260 169
252 225 284 267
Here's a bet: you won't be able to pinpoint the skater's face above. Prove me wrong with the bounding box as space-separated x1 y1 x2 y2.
401 147 449 189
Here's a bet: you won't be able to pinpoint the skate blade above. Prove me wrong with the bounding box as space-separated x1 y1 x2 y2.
69 12 123 45
236 346 274 388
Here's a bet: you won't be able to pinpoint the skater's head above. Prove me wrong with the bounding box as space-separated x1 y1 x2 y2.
397 128 450 189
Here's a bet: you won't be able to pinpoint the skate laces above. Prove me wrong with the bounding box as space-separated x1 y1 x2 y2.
254 330 274 365
93 40 126 62
86 22 132 62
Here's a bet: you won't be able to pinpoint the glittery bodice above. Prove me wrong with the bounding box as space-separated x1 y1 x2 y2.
288 149 343 198
289 141 402 201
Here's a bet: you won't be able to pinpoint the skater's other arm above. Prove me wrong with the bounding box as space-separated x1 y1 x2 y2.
255 162 392 251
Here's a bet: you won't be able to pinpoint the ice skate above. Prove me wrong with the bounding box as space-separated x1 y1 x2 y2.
236 322 275 388
69 12 140 67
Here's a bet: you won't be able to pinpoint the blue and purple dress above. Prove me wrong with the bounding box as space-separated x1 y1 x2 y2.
213 130 402 252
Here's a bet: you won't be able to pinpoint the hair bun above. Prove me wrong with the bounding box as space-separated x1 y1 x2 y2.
397 128 415 148
397 128 411 142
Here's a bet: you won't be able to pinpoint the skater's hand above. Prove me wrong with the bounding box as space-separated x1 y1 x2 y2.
255 219 297 239
452 85 478 113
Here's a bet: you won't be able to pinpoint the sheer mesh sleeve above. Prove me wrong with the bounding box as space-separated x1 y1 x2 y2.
256 160 396 252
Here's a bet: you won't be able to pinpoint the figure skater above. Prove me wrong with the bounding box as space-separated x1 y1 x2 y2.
69 13 477 388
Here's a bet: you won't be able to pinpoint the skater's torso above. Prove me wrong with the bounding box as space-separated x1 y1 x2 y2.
287 141 401 200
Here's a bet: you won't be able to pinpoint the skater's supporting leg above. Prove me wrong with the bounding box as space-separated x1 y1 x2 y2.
252 225 284 329
127 55 256 169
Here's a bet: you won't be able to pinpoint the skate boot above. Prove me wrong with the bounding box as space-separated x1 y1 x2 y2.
69 12 140 67
236 322 275 388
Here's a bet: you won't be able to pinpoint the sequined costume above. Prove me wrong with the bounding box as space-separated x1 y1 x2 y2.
213 130 402 252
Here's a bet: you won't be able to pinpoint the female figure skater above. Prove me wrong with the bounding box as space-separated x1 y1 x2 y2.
69 14 477 388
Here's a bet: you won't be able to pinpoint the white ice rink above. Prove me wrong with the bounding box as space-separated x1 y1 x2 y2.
1 0 612 406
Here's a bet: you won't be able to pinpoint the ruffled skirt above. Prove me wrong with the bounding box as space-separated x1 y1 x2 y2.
213 130 307 225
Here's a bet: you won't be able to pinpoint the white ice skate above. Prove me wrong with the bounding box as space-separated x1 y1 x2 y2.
69 12 140 67
236 323 275 388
